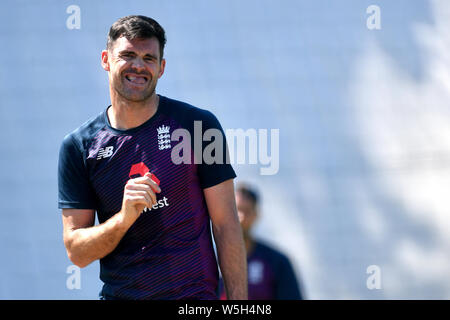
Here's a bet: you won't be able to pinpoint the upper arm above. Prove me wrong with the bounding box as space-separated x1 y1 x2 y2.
195 110 236 189
203 179 238 228
58 134 97 210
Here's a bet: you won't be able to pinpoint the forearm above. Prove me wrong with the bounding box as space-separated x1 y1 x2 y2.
213 222 248 300
65 212 132 268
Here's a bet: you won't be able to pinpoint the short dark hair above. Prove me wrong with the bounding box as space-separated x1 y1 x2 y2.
107 15 166 59
236 183 260 207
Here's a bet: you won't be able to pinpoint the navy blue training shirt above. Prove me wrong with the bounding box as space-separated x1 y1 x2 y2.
219 241 303 300
58 95 236 299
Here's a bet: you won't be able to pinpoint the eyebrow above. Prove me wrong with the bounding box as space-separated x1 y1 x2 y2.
118 50 158 60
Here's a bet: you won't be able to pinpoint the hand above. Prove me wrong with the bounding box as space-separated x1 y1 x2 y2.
119 172 161 225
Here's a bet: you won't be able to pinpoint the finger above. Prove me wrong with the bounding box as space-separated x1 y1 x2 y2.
145 172 160 186
126 184 157 205
133 174 161 193
127 196 149 209
135 189 156 206
127 190 155 207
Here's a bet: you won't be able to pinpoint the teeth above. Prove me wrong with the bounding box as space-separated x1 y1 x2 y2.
126 75 146 84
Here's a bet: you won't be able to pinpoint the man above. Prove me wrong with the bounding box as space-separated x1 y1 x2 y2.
58 15 247 300
219 183 304 300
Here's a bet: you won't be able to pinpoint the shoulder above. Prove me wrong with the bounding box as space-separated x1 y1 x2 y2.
61 111 106 152
159 95 221 126
254 240 291 266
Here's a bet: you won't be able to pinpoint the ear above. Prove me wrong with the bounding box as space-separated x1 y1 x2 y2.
158 58 166 79
101 50 110 71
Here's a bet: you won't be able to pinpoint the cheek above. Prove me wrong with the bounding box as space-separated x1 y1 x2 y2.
111 60 127 74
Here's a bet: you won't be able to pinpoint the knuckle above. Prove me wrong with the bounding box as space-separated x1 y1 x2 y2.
125 181 134 189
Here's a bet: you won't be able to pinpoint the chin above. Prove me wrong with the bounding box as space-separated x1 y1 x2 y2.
116 87 155 102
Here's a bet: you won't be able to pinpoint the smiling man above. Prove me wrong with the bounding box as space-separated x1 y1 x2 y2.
58 15 247 300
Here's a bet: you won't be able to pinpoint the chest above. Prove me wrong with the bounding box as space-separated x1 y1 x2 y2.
84 120 198 219
248 257 277 300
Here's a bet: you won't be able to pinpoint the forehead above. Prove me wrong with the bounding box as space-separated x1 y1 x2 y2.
111 36 161 57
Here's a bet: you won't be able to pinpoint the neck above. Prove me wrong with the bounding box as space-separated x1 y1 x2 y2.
108 90 159 130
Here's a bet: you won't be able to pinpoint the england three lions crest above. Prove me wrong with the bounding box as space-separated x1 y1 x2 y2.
157 125 171 150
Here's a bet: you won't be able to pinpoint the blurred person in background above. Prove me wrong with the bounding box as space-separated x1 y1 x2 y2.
219 182 304 300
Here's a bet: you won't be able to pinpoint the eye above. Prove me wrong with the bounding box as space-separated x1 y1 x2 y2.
120 52 134 59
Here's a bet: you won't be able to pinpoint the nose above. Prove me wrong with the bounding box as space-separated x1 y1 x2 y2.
131 57 146 72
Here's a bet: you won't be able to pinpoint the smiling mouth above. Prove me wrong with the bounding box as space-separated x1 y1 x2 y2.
125 74 149 85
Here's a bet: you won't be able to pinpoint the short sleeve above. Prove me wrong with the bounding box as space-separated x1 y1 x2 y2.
58 134 97 210
196 110 236 189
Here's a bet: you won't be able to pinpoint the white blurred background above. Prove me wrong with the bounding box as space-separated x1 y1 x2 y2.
0 0 449 299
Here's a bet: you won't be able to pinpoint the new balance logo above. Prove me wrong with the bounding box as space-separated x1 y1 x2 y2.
97 146 114 160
